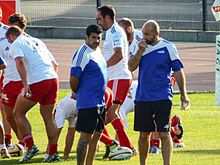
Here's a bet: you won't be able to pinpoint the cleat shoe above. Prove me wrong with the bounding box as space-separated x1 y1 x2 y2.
131 147 139 157
19 145 40 163
173 142 185 148
43 152 60 162
103 140 119 159
149 145 160 154
1 148 11 159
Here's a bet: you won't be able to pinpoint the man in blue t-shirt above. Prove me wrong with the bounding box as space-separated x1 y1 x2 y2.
128 20 190 165
70 24 107 165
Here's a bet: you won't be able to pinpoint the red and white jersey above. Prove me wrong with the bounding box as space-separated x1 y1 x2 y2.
55 93 77 129
9 35 58 84
129 30 143 57
0 22 8 40
103 22 132 80
0 38 21 86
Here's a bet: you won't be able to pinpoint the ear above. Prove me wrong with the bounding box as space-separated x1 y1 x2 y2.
127 26 132 33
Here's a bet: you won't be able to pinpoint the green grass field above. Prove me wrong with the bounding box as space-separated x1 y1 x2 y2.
0 91 220 165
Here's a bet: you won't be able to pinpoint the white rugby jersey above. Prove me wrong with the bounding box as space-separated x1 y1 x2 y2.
0 38 21 86
10 35 58 84
103 22 132 80
55 93 77 128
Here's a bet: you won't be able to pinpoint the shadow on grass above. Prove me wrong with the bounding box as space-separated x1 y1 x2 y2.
174 149 220 155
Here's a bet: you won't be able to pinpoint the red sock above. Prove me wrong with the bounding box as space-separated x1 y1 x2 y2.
102 125 111 137
49 144 58 154
111 118 133 149
100 133 114 145
23 134 34 149
150 138 160 148
4 134 12 146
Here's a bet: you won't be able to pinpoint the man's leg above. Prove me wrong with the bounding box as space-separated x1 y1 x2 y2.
40 104 59 155
158 132 173 165
77 132 93 165
86 131 101 165
13 95 36 146
13 95 38 163
139 132 151 165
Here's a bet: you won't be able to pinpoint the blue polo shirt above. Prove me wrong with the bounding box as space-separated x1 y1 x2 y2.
135 38 183 102
70 43 107 109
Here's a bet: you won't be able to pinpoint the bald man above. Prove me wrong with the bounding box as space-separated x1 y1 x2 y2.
128 20 190 165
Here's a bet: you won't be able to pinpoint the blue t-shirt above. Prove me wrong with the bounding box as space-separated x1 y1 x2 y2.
135 38 183 102
70 43 107 109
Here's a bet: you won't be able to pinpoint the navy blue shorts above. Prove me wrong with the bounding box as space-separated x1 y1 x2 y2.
134 100 172 132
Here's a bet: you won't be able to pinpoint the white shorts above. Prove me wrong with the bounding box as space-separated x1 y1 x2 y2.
54 93 78 129
120 80 138 128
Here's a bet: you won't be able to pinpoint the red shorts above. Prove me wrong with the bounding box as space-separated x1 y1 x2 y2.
26 78 58 105
107 79 131 105
2 81 23 107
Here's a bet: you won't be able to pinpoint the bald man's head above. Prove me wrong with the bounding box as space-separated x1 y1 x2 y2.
141 20 160 45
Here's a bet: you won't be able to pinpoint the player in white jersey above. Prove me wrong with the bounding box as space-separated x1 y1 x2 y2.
43 93 77 160
6 26 59 163
96 5 138 157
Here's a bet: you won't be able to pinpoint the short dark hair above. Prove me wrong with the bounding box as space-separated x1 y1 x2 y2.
97 5 115 21
8 13 27 30
86 24 103 37
6 26 23 38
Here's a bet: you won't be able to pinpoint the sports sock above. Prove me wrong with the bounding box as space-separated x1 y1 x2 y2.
150 138 160 148
23 134 34 149
100 133 114 145
111 117 133 149
49 144 58 154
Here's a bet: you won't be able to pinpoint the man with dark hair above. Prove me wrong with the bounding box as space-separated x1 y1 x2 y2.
70 24 107 165
96 5 138 158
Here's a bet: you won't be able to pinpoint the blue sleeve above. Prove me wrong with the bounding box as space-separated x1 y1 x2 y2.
70 66 82 78
171 59 184 72
0 56 6 65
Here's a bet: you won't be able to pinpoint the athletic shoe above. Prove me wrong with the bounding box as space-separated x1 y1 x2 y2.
149 145 160 154
19 145 40 163
131 147 139 157
43 152 60 162
173 142 185 148
0 148 11 159
103 140 119 159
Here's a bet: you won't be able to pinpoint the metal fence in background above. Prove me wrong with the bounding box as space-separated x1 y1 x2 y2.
20 0 219 31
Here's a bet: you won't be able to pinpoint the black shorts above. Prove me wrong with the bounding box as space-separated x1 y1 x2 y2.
134 100 172 132
76 106 106 134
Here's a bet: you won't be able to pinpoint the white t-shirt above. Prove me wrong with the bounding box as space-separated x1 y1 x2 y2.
9 35 58 84
55 93 78 129
0 38 21 86
103 22 132 80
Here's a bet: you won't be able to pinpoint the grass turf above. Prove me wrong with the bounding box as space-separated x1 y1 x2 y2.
0 91 219 164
